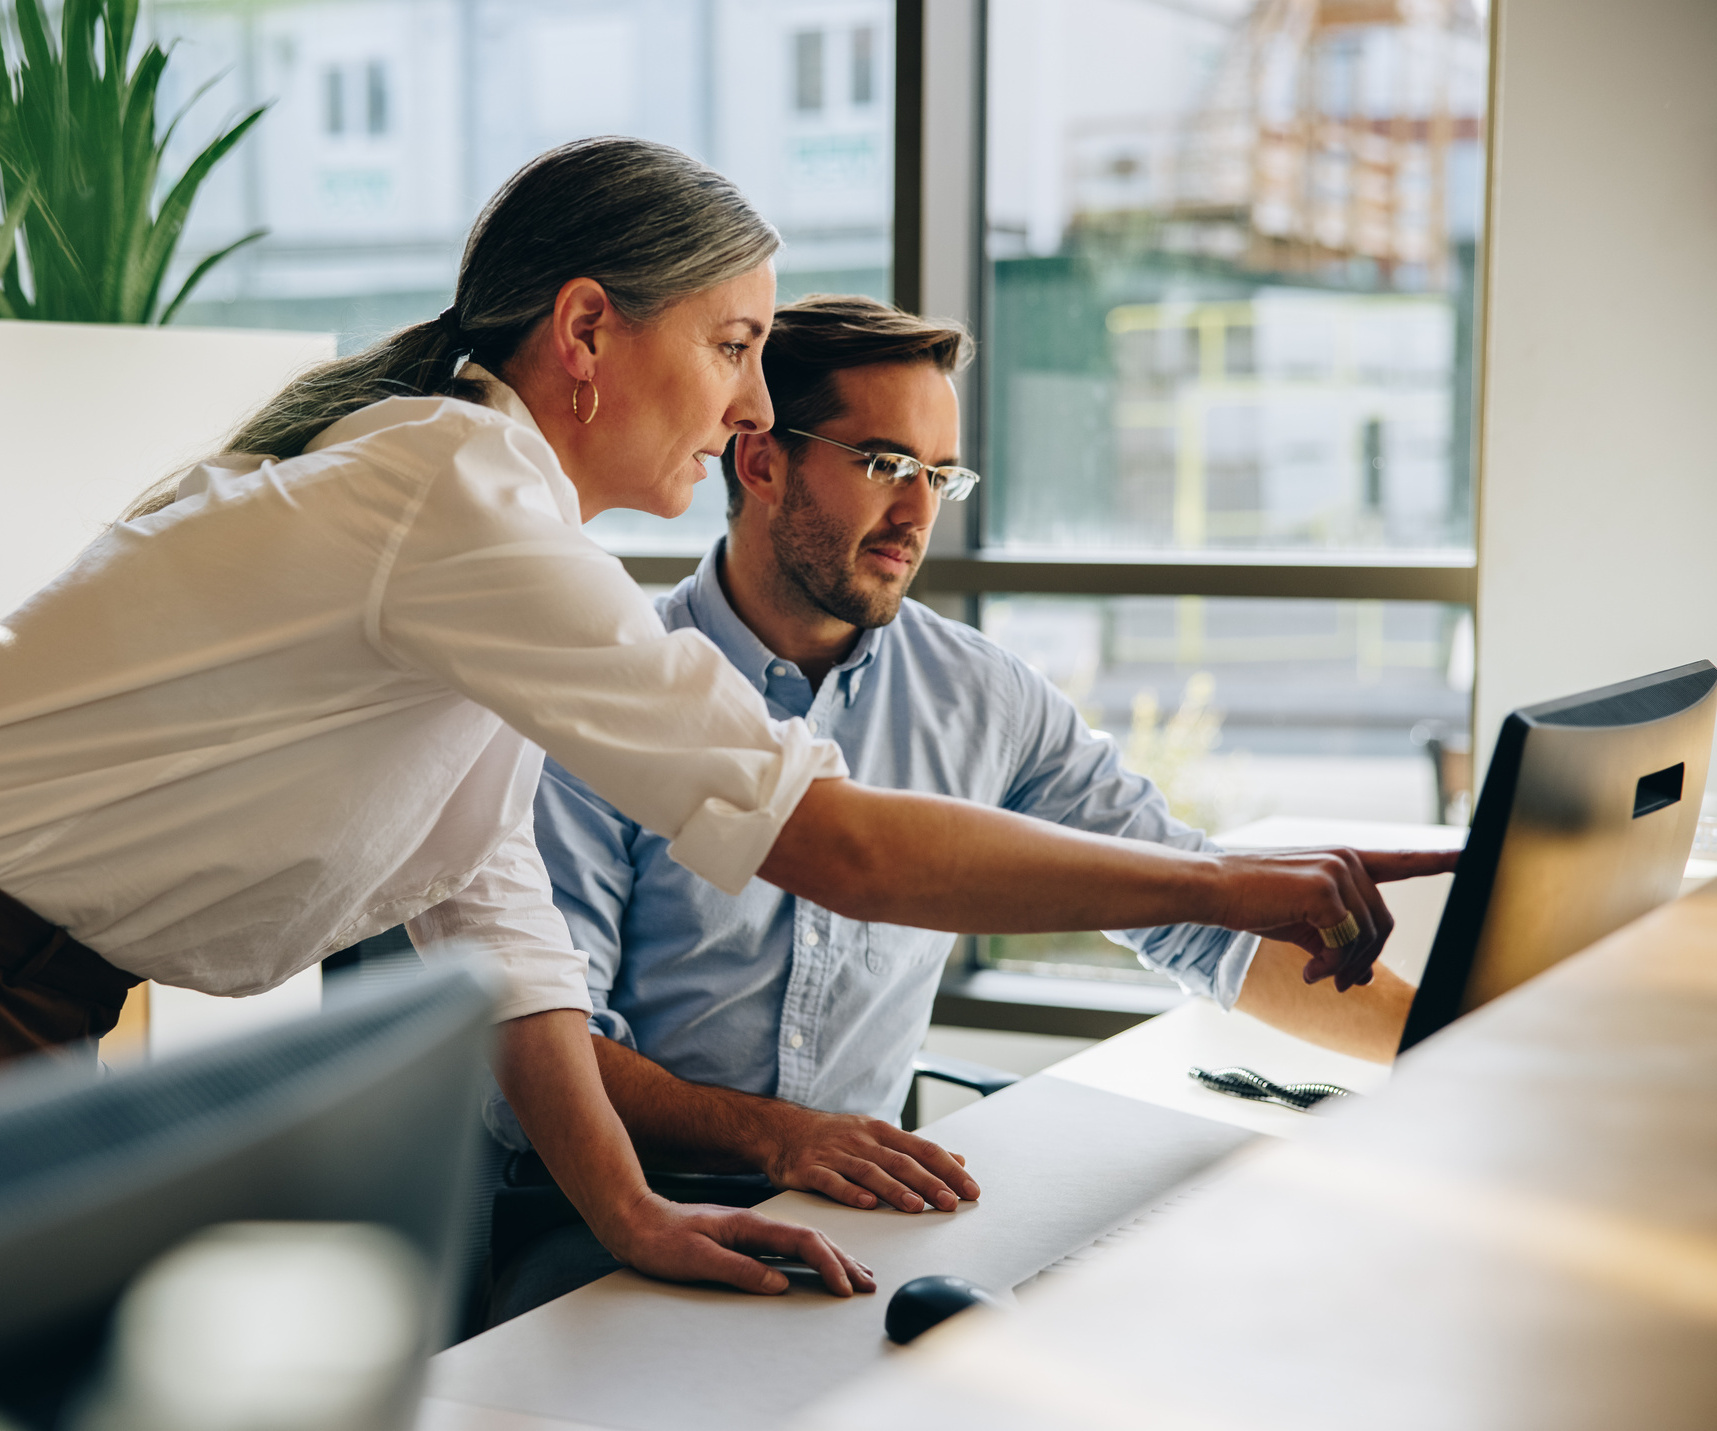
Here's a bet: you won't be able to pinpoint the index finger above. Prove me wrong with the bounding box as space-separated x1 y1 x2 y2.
1356 849 1461 882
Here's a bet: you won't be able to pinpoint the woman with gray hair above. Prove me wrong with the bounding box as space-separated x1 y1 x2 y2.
0 137 1451 1296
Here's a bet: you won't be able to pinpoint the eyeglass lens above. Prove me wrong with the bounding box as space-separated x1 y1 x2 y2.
865 453 918 483
866 453 979 501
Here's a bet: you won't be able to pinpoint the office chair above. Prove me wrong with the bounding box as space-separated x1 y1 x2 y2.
900 1051 1020 1131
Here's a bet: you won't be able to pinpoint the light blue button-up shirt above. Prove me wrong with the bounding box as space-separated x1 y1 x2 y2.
517 542 1256 1131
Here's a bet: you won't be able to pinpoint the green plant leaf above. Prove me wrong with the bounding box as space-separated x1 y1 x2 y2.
137 103 267 321
13 0 56 79
157 225 265 326
1 0 266 325
18 184 98 317
156 63 230 157
0 176 36 319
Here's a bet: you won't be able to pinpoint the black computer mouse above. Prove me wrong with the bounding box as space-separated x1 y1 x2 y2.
884 1274 1004 1344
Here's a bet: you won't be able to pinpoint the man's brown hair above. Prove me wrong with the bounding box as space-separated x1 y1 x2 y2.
721 294 973 517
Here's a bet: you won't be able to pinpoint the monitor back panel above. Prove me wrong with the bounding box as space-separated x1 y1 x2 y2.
1400 661 1715 1051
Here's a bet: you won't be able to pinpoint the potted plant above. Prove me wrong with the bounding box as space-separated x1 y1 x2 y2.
0 0 333 618
0 0 265 323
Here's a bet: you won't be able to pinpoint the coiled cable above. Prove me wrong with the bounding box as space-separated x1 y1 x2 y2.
1188 1065 1354 1112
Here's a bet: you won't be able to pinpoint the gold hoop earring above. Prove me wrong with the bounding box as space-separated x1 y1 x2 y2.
573 379 600 425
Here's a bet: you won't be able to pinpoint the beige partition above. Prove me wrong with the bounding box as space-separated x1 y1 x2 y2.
1473 0 1717 783
0 321 334 617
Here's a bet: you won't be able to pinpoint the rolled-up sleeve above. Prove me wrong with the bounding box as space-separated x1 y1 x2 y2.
999 655 1258 1007
406 804 594 1021
371 412 847 896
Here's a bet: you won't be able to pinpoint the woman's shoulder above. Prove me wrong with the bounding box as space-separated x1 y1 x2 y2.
310 391 573 515
308 391 514 457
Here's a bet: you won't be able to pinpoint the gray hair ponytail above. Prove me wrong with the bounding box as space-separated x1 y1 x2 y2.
125 137 779 518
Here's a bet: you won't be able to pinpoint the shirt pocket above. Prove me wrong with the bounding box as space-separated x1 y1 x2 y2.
858 921 956 976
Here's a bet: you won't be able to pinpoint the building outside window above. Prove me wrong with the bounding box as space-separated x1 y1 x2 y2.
793 29 825 111
851 25 875 104
321 64 344 134
365 59 389 136
977 0 1487 980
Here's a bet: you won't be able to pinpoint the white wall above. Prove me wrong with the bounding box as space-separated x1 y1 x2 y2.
1474 0 1717 782
147 968 324 1060
0 322 334 617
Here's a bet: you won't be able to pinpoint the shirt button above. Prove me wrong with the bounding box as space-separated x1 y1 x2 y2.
804 929 820 947
806 718 819 734
788 1031 805 1050
772 665 787 677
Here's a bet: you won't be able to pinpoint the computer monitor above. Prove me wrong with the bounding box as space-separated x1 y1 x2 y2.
0 965 495 1423
1398 659 1716 1052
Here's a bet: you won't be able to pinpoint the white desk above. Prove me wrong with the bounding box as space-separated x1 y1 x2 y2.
802 880 1717 1431
420 819 1463 1431
424 1070 1256 1431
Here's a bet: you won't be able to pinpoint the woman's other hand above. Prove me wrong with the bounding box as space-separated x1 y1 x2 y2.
606 1194 875 1296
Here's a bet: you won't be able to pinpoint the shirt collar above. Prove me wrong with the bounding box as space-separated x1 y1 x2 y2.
686 541 882 707
461 362 585 526
463 362 548 443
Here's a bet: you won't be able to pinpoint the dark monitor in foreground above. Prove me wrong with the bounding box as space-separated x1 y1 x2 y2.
0 966 495 1424
1399 660 1716 1053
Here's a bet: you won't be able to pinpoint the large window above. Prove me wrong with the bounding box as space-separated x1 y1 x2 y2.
972 0 1488 977
150 0 896 555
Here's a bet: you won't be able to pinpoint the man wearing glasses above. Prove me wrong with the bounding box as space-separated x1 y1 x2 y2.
489 295 1414 1318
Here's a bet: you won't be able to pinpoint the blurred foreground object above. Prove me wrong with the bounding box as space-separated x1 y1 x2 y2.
72 1223 428 1431
0 967 494 1427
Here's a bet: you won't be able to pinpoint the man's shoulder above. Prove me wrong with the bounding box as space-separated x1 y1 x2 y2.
886 597 1033 687
654 573 699 630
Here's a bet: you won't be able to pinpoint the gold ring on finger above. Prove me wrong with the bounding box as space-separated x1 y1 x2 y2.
1317 911 1362 949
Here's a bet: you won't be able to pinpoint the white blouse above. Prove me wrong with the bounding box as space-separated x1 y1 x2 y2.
0 370 845 1020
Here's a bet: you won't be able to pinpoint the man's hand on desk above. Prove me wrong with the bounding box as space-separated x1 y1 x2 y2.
591 1034 980 1214
751 1106 981 1215
1215 847 1460 992
604 1194 876 1297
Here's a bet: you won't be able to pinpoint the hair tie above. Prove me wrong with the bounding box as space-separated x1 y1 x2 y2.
437 305 471 353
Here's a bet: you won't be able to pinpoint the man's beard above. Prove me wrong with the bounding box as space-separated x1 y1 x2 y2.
769 465 923 630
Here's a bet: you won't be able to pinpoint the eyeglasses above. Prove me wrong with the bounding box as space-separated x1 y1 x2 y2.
786 429 981 502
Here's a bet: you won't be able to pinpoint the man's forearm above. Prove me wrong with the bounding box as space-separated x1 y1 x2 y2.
592 1034 781 1173
592 1035 980 1214
1233 938 1415 1063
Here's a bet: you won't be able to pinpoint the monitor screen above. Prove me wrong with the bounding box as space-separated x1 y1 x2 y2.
0 966 495 1423
1398 660 1716 1052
